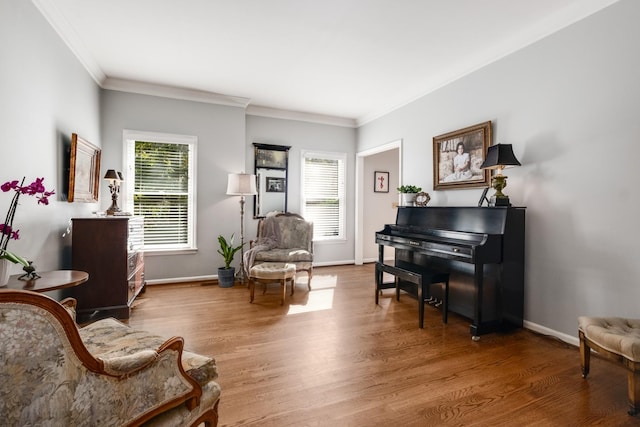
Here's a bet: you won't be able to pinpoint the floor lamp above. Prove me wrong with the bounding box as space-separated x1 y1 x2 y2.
226 173 257 283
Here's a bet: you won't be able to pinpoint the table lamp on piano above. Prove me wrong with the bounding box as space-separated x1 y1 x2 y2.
479 144 521 207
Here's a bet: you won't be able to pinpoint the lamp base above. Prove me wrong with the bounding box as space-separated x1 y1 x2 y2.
106 206 121 216
489 195 511 207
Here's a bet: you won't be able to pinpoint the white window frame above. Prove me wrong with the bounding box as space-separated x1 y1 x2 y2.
300 150 346 242
123 129 197 254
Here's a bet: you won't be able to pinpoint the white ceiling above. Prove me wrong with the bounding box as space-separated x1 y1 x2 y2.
34 0 618 126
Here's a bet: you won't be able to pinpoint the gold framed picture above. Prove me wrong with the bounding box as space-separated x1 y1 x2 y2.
433 121 491 190
68 133 101 202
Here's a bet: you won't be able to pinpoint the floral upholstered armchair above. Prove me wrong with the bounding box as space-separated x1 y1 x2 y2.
245 212 314 287
0 289 220 427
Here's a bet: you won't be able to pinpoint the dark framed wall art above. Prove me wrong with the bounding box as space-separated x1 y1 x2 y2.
374 171 389 193
433 121 491 190
265 177 286 192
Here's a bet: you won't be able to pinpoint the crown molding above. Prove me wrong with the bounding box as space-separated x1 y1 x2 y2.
246 105 356 128
103 78 251 108
32 0 106 84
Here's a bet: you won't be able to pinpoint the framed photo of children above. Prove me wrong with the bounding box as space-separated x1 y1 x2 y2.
374 171 389 193
432 121 491 190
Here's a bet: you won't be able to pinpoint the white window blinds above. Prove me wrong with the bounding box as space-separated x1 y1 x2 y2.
302 151 345 240
124 130 196 251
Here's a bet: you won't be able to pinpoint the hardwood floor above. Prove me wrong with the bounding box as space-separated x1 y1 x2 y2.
128 264 636 426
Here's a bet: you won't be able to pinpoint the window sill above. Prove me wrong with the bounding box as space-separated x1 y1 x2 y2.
314 238 347 245
143 248 198 256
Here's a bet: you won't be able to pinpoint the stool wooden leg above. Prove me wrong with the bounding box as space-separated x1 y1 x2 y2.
628 369 640 415
281 279 286 305
291 276 295 296
579 331 590 379
249 278 255 303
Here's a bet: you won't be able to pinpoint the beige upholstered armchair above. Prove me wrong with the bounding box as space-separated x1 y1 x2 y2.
245 212 314 286
0 290 220 427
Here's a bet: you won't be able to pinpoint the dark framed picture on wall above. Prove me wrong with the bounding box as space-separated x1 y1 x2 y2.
256 147 288 169
374 171 389 193
266 177 285 192
433 121 491 190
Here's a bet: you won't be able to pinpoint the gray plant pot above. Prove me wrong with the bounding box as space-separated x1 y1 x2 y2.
217 267 236 288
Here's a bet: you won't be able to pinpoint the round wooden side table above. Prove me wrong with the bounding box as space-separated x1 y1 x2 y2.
2 270 88 293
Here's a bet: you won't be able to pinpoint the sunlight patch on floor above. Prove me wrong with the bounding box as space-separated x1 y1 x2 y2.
287 274 337 315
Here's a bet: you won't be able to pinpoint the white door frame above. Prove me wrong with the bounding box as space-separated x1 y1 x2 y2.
354 139 402 265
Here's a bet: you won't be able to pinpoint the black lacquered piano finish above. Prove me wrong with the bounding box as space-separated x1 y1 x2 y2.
375 206 525 338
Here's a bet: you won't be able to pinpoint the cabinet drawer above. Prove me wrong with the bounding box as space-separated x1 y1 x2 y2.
128 217 144 252
128 264 145 304
127 251 144 278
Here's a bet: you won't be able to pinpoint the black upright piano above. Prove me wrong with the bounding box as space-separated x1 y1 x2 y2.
375 206 525 338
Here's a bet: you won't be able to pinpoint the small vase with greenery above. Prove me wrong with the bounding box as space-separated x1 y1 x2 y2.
397 185 422 207
216 234 243 288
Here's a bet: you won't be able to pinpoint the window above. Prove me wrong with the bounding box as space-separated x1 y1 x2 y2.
123 130 197 252
301 150 346 241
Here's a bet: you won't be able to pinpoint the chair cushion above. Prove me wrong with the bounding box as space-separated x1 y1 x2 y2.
578 316 640 362
79 318 218 386
250 262 296 280
254 248 312 263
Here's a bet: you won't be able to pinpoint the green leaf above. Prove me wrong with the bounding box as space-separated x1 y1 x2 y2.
217 234 244 268
0 249 29 267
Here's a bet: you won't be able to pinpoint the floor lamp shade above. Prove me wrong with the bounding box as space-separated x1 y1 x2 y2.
226 173 257 196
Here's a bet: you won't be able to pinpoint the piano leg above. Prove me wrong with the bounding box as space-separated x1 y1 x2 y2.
375 262 396 304
471 264 484 340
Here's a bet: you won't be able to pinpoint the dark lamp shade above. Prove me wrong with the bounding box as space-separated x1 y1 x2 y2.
480 144 521 169
104 169 119 180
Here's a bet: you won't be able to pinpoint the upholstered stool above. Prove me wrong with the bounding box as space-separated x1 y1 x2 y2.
249 262 296 305
578 316 640 415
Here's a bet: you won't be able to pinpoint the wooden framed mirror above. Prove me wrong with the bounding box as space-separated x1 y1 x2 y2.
253 143 290 218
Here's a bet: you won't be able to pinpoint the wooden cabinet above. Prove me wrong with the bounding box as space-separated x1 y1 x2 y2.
68 216 145 322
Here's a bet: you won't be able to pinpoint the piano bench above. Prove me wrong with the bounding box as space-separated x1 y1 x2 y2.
375 262 449 327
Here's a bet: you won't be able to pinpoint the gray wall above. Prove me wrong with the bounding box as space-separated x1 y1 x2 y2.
358 0 640 340
0 0 101 274
246 115 357 265
100 90 247 281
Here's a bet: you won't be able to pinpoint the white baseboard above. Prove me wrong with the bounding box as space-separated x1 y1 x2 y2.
524 320 579 347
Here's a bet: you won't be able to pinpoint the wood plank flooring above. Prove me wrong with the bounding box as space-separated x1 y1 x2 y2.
128 264 636 426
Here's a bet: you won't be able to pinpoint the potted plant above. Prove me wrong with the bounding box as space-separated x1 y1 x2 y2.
397 185 422 206
217 234 244 288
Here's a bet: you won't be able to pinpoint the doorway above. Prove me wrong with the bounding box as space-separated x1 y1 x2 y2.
355 140 401 265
